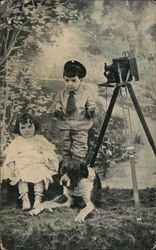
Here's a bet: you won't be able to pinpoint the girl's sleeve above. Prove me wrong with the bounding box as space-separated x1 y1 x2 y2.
39 136 59 173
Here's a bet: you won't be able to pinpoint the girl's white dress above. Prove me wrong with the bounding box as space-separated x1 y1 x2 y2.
1 135 59 189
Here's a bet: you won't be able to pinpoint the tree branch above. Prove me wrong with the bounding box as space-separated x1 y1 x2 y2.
0 30 20 67
0 66 6 73
4 28 9 54
7 100 16 139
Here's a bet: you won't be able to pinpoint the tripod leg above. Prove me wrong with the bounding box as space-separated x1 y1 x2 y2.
129 156 142 222
127 83 156 156
90 86 120 168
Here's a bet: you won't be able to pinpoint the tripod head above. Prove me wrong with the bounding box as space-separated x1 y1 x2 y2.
99 51 139 87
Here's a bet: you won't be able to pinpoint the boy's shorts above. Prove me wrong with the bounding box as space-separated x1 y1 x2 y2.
60 129 88 159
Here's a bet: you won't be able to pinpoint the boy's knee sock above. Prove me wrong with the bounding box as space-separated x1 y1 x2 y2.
72 154 84 163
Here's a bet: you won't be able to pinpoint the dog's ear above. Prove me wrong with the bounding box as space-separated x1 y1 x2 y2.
58 159 70 174
58 160 67 175
58 161 63 174
80 162 89 178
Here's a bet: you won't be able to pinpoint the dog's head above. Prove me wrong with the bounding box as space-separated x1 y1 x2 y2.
59 159 89 189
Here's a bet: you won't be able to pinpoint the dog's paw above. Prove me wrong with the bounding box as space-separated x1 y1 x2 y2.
28 208 40 216
46 207 54 213
74 213 85 223
28 207 53 216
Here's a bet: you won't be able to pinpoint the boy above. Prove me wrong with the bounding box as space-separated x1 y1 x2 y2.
50 60 98 162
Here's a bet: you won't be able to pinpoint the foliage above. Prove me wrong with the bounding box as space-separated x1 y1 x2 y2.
133 133 144 145
88 112 128 176
0 56 56 153
0 0 88 68
70 0 155 83
147 24 156 41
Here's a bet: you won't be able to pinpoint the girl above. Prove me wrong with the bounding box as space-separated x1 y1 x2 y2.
2 113 59 211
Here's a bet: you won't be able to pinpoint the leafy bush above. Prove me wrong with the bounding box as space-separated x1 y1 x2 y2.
133 133 144 145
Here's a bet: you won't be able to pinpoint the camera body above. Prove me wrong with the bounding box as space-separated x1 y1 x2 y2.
104 57 139 84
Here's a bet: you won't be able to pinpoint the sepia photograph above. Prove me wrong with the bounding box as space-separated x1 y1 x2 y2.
0 0 156 249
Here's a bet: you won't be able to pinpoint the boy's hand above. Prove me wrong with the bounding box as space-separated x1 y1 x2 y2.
86 108 95 119
53 107 64 118
8 162 15 168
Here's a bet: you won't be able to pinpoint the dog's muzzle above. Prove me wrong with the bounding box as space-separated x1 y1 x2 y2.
60 174 71 187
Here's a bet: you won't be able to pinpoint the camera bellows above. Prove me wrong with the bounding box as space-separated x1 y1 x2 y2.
66 91 76 113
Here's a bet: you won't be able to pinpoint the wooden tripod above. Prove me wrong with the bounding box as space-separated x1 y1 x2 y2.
90 82 156 221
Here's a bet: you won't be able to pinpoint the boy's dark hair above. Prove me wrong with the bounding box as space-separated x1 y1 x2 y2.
63 60 86 79
13 113 40 135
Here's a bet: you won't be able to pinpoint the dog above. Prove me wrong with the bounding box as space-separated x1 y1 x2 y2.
29 158 102 223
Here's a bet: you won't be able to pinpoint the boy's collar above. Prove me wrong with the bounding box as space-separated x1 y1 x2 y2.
65 82 84 94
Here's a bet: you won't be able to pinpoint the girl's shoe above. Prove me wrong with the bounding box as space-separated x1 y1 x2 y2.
20 192 31 210
33 192 42 209
22 199 31 211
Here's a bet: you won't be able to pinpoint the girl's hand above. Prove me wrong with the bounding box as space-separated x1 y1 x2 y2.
10 179 18 185
48 172 54 183
49 177 54 184
10 173 19 185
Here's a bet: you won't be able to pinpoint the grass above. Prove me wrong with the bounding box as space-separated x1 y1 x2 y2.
0 186 156 250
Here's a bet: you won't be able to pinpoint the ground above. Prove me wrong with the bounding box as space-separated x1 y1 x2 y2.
0 184 156 250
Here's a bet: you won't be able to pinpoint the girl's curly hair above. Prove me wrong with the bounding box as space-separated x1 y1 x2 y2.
13 113 40 135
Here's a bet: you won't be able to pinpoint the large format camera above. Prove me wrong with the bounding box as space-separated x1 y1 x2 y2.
103 57 139 85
